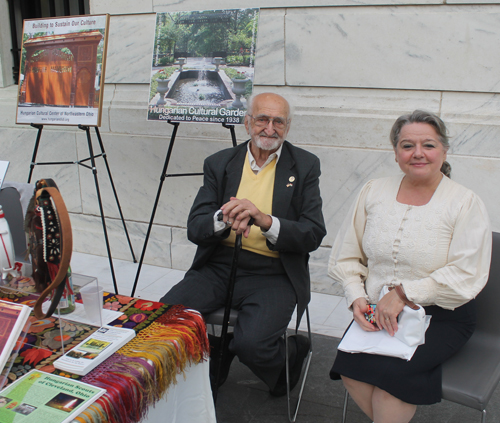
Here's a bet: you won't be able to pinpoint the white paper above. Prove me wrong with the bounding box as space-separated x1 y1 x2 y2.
338 316 431 361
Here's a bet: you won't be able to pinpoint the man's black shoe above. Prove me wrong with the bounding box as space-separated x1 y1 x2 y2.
209 333 236 389
270 334 310 397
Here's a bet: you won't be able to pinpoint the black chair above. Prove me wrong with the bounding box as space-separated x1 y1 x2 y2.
205 234 313 422
341 232 500 423
440 231 500 423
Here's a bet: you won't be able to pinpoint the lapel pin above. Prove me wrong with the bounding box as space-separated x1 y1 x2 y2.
289 176 295 182
286 183 293 187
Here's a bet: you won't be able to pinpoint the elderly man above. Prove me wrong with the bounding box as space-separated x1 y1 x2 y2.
160 92 326 396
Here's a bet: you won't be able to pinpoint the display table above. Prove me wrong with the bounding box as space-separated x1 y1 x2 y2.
141 360 215 423
0 286 216 423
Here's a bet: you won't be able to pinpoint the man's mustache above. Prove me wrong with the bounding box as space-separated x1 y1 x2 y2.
258 133 279 139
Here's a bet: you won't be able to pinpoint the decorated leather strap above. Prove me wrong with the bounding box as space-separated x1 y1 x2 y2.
33 185 72 319
390 285 420 310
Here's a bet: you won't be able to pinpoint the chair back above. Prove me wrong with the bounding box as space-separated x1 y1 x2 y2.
474 231 500 337
0 187 27 261
441 231 500 412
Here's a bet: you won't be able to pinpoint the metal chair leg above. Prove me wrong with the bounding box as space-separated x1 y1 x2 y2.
286 306 313 422
342 389 349 423
481 408 486 423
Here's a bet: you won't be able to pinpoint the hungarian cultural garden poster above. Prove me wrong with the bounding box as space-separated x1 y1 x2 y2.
147 8 259 125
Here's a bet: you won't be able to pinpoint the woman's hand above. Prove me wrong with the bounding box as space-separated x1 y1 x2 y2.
374 289 406 336
352 298 380 332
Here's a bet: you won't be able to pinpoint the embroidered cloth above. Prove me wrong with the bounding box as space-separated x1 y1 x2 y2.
0 283 209 423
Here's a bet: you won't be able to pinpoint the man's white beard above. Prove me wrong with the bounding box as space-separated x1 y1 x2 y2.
254 135 283 151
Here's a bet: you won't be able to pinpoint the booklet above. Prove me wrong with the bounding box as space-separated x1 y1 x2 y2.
0 300 31 374
54 325 135 376
0 370 105 423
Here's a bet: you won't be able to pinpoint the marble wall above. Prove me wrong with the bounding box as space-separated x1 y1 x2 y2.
0 3 14 88
1 1 500 296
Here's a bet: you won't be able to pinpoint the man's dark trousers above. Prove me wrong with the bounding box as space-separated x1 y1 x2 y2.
160 244 297 388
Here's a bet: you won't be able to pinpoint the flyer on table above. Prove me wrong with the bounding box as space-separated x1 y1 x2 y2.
54 325 135 376
0 370 105 423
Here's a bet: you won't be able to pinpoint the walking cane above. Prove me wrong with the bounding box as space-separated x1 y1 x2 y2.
212 233 242 403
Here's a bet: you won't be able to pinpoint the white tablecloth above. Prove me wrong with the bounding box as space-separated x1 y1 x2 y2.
140 359 216 423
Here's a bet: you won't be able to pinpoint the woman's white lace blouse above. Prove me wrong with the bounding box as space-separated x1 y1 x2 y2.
328 175 492 310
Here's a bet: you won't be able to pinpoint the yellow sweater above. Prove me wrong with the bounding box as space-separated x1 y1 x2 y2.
222 154 279 258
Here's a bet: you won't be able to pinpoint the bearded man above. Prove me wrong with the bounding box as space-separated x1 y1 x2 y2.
160 92 326 396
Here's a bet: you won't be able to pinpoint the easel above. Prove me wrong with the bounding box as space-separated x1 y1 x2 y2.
130 121 237 297
27 123 136 294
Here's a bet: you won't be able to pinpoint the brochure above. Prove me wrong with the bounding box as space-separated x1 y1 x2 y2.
0 300 31 373
0 370 105 423
54 325 135 376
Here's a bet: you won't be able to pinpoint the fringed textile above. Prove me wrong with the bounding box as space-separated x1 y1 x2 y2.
80 355 157 423
74 400 108 423
75 305 210 423
118 321 193 393
156 304 210 362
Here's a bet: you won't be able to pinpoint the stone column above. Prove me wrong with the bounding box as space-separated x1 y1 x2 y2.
0 1 14 88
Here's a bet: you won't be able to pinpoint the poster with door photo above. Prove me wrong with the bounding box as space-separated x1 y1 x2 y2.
147 8 259 125
16 14 110 127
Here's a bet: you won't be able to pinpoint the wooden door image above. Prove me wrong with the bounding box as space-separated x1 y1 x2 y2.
20 31 103 108
24 49 73 106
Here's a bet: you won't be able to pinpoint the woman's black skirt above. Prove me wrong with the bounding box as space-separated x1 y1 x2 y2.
330 300 476 405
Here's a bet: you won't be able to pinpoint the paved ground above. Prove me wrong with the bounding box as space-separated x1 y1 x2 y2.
214 332 500 423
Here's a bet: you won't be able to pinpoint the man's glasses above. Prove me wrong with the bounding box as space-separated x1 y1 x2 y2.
248 114 288 130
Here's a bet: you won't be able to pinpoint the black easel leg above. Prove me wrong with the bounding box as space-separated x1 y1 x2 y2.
131 121 180 297
222 123 237 147
79 125 119 294
28 124 43 183
93 127 137 263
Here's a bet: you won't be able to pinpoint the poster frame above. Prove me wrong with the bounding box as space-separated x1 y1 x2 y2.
147 8 260 125
15 14 110 127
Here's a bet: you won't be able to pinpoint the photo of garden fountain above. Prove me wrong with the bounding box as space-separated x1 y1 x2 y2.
167 69 232 105
147 8 259 125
